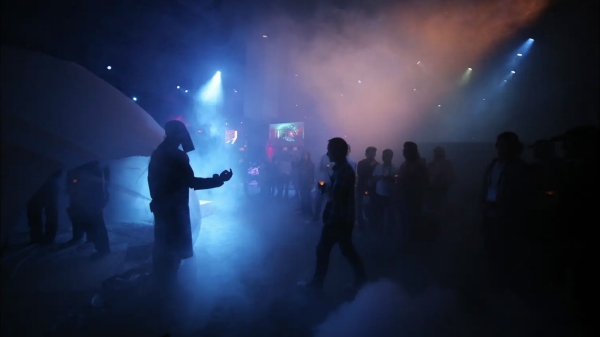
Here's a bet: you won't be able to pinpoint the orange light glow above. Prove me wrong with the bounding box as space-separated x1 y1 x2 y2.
546 191 555 196
319 181 325 186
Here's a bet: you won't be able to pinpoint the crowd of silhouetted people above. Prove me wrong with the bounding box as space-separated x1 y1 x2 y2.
254 125 597 324
20 123 598 328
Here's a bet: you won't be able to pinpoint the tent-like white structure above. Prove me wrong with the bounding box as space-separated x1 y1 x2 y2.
0 45 201 248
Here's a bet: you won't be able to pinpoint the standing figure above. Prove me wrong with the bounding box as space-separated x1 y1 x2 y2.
480 132 531 292
356 147 379 232
427 146 456 219
64 161 111 260
397 142 428 242
276 153 293 198
371 149 398 234
298 137 367 290
27 169 62 244
148 120 233 290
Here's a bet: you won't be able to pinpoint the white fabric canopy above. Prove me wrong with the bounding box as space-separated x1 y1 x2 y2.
1 45 165 247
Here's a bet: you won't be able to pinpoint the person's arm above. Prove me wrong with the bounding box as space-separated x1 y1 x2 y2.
180 153 224 190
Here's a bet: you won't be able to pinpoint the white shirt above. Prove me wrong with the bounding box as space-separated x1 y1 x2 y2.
372 163 398 196
486 161 505 202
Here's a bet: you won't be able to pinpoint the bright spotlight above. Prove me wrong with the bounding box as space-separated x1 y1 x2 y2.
262 35 268 38
357 80 361 84
438 105 441 107
185 90 189 93
107 66 112 70
177 86 180 89
528 38 534 41
467 68 472 71
517 53 522 57
511 71 516 74
200 71 223 104
132 97 137 101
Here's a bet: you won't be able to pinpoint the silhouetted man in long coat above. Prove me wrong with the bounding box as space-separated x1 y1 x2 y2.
148 120 232 290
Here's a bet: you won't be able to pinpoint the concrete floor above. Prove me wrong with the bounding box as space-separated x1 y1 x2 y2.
0 194 578 337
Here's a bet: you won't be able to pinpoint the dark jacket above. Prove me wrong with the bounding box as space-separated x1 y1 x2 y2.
66 162 108 210
148 142 223 259
481 158 531 215
323 160 356 226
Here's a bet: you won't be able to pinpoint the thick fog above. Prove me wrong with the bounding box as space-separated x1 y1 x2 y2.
246 0 548 151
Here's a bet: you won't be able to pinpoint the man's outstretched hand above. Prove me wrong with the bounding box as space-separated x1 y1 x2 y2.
219 169 233 182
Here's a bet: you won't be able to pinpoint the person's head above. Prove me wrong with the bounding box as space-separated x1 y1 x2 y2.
164 120 195 152
403 142 420 161
382 149 393 164
563 126 599 161
327 137 349 163
365 146 377 160
495 132 522 160
531 140 555 161
433 146 446 161
302 151 311 161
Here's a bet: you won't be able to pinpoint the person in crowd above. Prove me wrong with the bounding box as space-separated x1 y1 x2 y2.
297 151 315 216
397 142 428 242
261 158 277 197
63 161 111 260
480 132 531 293
426 146 456 222
298 137 367 290
370 149 397 235
148 120 233 291
276 153 293 199
529 139 565 288
556 126 599 327
356 147 379 232
27 168 62 244
309 152 334 222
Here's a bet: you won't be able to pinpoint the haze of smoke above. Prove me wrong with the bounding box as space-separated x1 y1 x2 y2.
262 0 548 148
313 279 461 337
